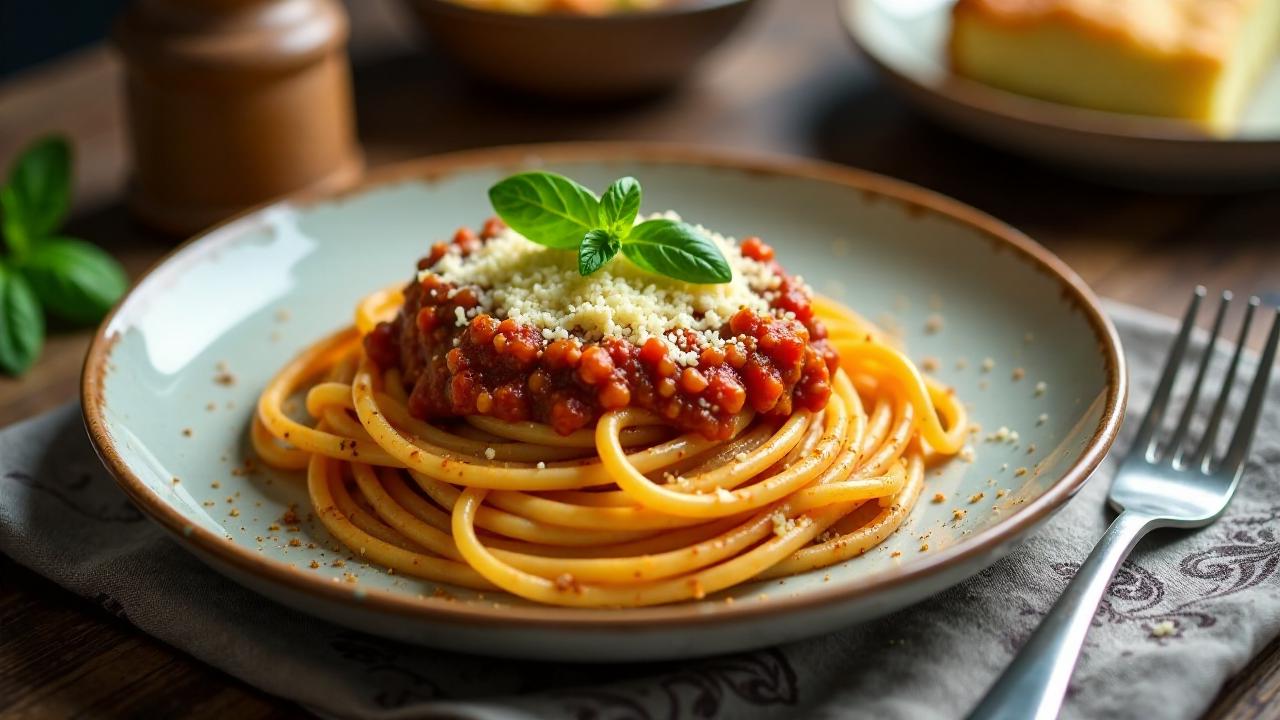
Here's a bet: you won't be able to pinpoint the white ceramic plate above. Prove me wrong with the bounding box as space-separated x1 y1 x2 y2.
82 144 1125 661
841 0 1280 188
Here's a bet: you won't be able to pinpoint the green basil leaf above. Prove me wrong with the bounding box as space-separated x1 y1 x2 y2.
599 176 641 236
21 238 127 325
2 136 72 258
0 186 31 260
488 172 600 250
578 229 620 277
621 219 732 284
0 263 44 375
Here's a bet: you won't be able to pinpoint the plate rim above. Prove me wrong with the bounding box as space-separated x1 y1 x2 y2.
411 0 755 25
81 141 1127 630
839 0 1280 147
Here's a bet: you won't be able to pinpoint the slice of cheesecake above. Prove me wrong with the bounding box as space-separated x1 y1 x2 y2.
949 0 1280 133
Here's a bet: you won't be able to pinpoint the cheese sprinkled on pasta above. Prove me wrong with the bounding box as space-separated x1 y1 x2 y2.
424 213 790 365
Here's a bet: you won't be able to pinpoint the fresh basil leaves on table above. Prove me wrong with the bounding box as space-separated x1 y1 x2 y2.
0 136 127 375
488 172 733 285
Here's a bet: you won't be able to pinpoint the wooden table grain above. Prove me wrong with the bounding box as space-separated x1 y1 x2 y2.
2 1 1278 717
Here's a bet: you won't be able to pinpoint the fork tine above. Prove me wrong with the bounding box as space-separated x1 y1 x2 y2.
1133 287 1205 460
1169 291 1232 465
1217 304 1280 478
1189 297 1259 470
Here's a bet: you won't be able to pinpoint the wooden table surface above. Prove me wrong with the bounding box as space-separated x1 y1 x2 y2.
2 0 1278 717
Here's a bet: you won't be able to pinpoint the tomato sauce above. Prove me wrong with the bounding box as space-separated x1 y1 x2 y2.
364 224 839 440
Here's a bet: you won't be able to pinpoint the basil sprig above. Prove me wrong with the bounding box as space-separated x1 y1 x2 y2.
488 172 731 284
0 136 127 375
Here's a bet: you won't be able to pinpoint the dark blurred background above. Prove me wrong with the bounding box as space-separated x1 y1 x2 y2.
1 0 129 76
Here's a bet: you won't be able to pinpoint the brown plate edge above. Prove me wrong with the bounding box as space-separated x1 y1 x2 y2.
410 0 754 25
80 140 1128 632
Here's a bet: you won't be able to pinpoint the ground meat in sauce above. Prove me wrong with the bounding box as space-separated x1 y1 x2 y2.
363 221 839 440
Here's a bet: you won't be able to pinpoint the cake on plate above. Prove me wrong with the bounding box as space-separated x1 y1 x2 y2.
949 0 1280 133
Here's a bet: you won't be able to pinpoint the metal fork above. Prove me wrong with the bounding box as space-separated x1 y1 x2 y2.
968 287 1280 720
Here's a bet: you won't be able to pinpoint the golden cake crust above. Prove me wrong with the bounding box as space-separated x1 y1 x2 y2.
951 0 1257 62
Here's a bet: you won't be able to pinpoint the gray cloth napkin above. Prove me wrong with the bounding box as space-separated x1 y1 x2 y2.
2 302 1278 720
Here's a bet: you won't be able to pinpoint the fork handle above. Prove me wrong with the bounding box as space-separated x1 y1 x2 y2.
967 511 1158 720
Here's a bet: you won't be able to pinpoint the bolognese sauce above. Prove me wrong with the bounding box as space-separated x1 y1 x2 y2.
364 220 839 440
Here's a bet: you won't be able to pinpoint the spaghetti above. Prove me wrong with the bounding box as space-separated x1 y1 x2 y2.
255 219 967 607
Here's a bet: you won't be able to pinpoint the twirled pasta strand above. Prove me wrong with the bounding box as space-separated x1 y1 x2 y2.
253 295 967 606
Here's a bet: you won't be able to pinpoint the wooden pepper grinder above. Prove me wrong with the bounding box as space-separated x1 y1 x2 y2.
115 0 363 236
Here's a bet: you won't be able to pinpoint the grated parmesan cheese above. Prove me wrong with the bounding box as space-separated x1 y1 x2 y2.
770 511 797 537
422 213 786 361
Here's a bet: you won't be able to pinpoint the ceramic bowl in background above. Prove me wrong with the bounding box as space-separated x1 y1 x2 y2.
402 0 759 99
